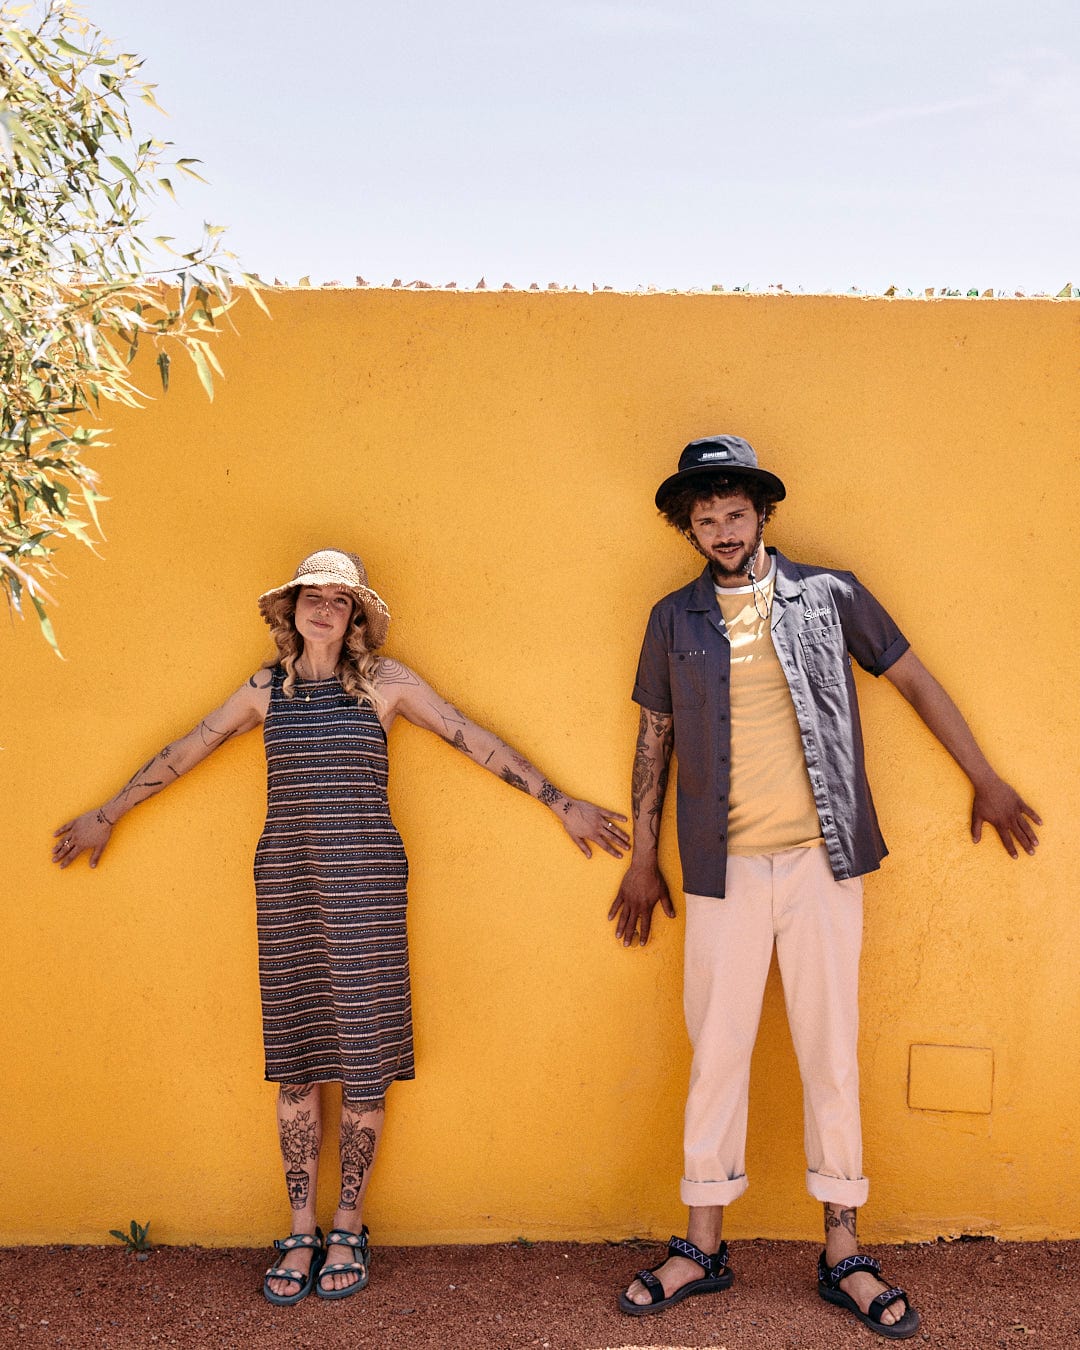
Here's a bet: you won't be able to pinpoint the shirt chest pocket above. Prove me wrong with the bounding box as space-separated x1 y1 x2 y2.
668 650 707 708
798 626 849 686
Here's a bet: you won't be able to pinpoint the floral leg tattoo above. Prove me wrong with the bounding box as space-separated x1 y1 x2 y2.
278 1095 321 1211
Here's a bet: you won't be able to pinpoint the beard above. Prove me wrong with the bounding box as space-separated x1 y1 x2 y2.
708 541 758 582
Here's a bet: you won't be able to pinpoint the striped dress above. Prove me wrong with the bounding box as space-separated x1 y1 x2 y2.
254 665 414 1101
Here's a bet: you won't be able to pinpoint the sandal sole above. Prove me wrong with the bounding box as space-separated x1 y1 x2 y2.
618 1269 734 1317
819 1285 921 1339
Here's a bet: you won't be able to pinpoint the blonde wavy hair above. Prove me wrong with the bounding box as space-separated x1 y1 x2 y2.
262 589 383 708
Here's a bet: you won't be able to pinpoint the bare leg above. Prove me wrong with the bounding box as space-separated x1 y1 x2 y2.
265 1083 323 1299
623 1204 725 1306
318 1095 386 1295
823 1203 907 1327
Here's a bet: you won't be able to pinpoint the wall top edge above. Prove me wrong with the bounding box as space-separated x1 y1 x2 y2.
264 282 1079 302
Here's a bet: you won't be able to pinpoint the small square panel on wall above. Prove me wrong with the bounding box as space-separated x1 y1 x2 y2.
907 1043 994 1114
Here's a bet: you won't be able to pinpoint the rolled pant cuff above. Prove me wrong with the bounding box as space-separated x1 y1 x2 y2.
680 1173 749 1207
806 1169 869 1208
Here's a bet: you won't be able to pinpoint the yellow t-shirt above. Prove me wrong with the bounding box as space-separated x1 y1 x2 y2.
715 563 824 855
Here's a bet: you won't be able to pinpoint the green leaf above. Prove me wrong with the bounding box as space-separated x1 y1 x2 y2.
242 276 272 317
175 158 209 184
156 350 170 392
139 87 166 114
30 593 60 655
188 344 214 400
4 30 36 64
81 487 108 538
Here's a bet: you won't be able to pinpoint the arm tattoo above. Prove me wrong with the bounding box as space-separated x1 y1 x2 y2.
631 720 654 812
500 767 530 794
196 719 234 748
116 752 180 803
375 658 420 688
648 711 667 735
248 669 273 689
538 780 563 807
631 709 673 846
824 1204 858 1239
648 761 670 846
424 698 472 747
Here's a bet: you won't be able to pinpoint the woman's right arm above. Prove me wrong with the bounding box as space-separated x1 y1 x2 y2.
52 668 273 869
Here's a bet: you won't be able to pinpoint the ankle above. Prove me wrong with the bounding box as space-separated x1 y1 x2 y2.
825 1233 859 1266
685 1207 724 1255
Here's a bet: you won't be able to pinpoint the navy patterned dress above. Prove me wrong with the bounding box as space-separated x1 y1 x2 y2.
254 666 414 1101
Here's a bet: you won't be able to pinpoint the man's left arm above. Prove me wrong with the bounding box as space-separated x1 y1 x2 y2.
883 648 1041 858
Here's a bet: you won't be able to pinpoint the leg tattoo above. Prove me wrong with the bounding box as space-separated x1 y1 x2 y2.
824 1203 858 1239
278 1082 316 1107
279 1108 321 1210
339 1116 377 1212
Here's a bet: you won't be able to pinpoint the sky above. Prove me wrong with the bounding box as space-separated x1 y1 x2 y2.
76 0 1080 293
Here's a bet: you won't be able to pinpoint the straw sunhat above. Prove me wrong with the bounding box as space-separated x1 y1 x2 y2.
258 548 391 648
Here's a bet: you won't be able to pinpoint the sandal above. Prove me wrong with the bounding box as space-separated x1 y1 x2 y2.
262 1227 323 1306
316 1225 371 1300
618 1235 733 1316
817 1250 920 1340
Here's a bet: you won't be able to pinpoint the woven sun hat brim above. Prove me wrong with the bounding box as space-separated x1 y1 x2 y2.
257 575 391 649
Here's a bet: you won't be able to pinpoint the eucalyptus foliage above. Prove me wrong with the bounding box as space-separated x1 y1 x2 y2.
0 0 265 648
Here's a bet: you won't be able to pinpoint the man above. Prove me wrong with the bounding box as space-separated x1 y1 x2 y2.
610 435 1040 1338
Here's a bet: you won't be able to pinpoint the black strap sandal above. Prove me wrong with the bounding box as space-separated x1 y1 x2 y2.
618 1235 734 1317
817 1250 921 1340
262 1227 324 1306
316 1225 371 1300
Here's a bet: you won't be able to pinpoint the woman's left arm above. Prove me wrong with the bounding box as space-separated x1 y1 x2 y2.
376 658 629 858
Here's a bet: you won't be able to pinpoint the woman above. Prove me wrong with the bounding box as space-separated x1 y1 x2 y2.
54 547 628 1305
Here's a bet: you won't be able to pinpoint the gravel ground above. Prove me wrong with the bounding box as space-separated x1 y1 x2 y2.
1 1237 1075 1349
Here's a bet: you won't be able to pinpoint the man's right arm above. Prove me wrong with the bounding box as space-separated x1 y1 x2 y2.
607 706 676 946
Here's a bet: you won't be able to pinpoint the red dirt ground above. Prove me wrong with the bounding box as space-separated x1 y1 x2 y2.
1 1237 1075 1349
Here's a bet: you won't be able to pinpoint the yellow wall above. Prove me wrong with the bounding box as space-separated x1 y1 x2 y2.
5 291 1077 1247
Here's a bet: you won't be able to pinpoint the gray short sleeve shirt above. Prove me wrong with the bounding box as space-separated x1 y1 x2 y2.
632 549 909 897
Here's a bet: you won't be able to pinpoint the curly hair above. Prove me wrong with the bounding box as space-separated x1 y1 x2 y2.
262 589 382 708
659 472 780 536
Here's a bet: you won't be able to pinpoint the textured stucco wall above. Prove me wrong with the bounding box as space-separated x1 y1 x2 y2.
5 290 1077 1246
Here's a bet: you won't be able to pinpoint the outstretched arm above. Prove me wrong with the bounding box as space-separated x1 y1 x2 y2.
607 706 677 946
884 649 1041 858
375 658 629 858
52 669 272 869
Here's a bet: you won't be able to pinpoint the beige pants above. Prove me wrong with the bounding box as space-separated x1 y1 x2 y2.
681 844 869 1209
